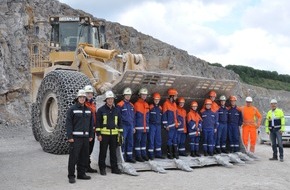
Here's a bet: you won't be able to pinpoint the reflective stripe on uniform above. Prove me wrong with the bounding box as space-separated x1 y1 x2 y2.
148 149 154 152
135 126 149 130
103 115 107 125
73 110 82 113
73 131 89 135
179 148 185 151
85 110 91 113
141 147 146 150
135 147 141 150
127 152 133 155
168 123 176 128
155 148 161 151
100 127 119 135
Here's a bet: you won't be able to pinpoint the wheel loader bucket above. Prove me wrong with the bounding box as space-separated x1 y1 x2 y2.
111 70 237 107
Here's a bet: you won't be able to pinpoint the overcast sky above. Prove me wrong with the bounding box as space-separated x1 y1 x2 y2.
59 0 290 75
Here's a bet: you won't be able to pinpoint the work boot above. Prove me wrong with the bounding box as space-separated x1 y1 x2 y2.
179 152 189 157
216 148 221 154
195 151 201 157
167 145 174 159
100 169 106 176
87 166 98 173
136 156 145 162
126 158 136 163
77 174 91 180
112 168 122 175
173 145 179 159
204 152 208 156
155 155 165 159
148 155 155 160
221 149 228 154
280 158 284 162
269 157 278 161
209 152 214 156
190 151 196 157
68 177 76 184
142 155 149 161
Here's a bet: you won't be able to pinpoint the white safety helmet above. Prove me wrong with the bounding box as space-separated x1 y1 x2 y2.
84 85 94 93
245 96 253 102
105 90 115 99
77 89 86 97
219 95 226 101
123 87 132 95
138 88 148 95
270 99 277 104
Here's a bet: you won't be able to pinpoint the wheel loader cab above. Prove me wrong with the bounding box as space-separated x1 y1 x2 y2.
49 16 104 51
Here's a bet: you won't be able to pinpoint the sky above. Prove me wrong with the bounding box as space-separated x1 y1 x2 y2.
59 0 290 75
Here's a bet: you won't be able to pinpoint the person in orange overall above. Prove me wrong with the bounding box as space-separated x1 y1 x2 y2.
177 97 188 156
240 96 262 153
162 88 179 159
201 90 220 113
134 88 150 162
187 101 202 157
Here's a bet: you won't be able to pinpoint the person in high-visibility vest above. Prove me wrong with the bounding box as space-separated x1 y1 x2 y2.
265 99 285 162
96 90 123 175
240 96 262 153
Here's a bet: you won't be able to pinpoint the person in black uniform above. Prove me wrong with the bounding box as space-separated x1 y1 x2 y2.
96 90 123 175
66 89 94 184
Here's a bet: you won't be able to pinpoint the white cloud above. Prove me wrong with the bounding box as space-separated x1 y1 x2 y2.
59 0 290 75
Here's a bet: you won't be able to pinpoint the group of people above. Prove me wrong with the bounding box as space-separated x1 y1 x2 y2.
65 85 286 184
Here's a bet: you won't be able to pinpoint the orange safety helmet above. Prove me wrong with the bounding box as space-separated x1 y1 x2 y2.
204 99 212 105
191 101 198 107
177 97 185 103
209 90 217 97
168 88 178 96
229 95 237 101
152 92 161 100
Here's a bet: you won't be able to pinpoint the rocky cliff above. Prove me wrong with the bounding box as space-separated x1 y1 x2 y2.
0 0 289 127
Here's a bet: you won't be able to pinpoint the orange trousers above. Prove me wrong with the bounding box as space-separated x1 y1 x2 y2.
242 125 257 152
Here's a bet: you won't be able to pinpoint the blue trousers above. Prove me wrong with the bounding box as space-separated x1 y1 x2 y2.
270 128 283 159
178 133 187 154
202 128 214 154
122 126 134 160
167 127 178 146
189 135 200 152
135 131 147 157
215 123 228 150
228 123 240 152
148 124 162 157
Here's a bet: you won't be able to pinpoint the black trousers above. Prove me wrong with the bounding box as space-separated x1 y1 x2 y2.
88 136 95 164
98 135 118 170
68 137 89 178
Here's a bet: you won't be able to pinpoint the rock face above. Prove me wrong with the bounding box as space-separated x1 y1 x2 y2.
0 0 289 126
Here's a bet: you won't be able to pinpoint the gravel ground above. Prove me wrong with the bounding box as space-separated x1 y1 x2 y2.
1 125 289 190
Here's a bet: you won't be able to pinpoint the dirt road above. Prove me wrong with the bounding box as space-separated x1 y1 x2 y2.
1 126 289 190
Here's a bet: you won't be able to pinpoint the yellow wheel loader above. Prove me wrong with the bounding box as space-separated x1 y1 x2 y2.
31 16 257 175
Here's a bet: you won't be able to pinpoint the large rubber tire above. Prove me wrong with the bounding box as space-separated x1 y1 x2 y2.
34 70 91 154
31 102 40 141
